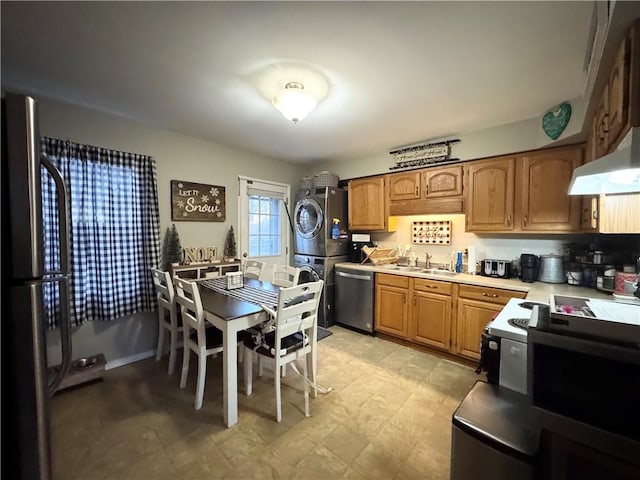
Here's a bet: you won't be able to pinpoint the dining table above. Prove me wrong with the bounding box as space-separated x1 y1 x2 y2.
195 276 319 428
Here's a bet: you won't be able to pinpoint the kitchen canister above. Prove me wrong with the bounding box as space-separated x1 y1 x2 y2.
538 254 565 283
615 272 639 294
566 269 582 285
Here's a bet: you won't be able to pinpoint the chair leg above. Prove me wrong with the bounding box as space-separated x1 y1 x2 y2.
168 329 178 375
281 365 287 378
180 342 190 389
244 347 253 396
274 359 282 422
194 351 207 410
303 357 310 418
258 357 264 377
156 319 165 361
238 343 244 363
307 349 317 398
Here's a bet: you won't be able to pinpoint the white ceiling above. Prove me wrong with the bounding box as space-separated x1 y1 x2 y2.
1 1 594 164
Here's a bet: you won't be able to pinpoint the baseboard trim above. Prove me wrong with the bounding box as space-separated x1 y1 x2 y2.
105 349 155 370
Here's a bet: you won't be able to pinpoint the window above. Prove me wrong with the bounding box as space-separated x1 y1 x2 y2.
41 137 160 327
248 195 282 257
238 177 290 270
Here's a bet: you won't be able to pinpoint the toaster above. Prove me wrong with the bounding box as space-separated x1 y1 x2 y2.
480 259 512 279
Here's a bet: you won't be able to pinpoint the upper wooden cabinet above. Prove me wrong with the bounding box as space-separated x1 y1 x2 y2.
348 176 391 231
387 171 421 201
594 85 610 159
580 21 640 234
464 146 583 233
422 165 463 198
594 26 633 157
607 35 631 149
464 157 515 231
518 147 583 232
388 164 464 216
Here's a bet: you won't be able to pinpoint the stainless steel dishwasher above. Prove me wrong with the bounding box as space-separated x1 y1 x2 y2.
335 265 375 334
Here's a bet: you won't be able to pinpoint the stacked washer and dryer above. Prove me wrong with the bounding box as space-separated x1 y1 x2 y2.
293 185 349 327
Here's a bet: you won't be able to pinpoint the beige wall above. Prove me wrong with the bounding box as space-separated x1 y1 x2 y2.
310 96 585 180
37 96 306 366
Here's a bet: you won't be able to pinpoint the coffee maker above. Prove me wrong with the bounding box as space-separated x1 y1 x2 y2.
350 233 375 263
520 254 539 283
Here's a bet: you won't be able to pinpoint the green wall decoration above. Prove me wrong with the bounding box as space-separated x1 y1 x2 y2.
542 102 571 140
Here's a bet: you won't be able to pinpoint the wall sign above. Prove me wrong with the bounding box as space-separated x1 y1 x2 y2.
171 180 225 222
183 246 218 264
389 139 460 171
412 220 451 245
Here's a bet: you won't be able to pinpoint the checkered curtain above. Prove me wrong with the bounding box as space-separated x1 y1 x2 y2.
41 137 160 328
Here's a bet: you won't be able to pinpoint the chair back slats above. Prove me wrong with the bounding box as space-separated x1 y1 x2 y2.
151 268 174 307
173 276 206 346
244 259 265 280
271 265 301 288
274 281 323 345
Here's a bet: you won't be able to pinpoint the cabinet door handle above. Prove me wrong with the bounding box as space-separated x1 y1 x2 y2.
425 284 438 289
506 213 512 226
415 186 419 196
482 292 499 298
425 185 429 195
523 214 528 226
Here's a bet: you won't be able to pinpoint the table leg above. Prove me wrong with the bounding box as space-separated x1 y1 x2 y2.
223 325 238 427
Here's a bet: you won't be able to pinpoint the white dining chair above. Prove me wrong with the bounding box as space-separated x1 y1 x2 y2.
244 259 265 280
174 276 224 410
271 264 300 288
243 280 324 422
151 268 182 375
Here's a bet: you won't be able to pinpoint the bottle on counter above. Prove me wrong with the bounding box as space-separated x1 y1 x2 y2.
455 251 463 273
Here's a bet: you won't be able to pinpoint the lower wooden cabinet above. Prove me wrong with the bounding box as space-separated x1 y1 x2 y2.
455 285 527 361
375 274 526 362
375 274 410 337
455 298 502 361
411 290 451 351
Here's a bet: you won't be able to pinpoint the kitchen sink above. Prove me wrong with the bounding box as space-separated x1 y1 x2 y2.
422 268 458 276
379 265 458 275
381 265 423 272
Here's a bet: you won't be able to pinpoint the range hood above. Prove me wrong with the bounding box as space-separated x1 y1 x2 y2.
568 127 640 195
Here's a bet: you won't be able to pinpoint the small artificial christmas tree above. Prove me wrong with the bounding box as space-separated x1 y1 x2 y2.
161 224 183 271
223 225 237 261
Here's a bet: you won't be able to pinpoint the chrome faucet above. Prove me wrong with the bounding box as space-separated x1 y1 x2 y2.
425 253 432 268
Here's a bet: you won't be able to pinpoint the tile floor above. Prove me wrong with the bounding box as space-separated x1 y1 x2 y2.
51 326 478 479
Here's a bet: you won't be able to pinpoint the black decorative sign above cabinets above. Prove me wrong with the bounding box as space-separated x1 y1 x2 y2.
171 180 226 222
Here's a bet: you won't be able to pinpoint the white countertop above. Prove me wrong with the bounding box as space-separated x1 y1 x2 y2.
335 262 613 302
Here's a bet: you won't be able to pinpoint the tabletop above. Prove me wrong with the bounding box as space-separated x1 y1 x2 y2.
197 277 279 321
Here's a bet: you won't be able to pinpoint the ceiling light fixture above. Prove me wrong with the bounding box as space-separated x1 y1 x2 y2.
272 82 317 124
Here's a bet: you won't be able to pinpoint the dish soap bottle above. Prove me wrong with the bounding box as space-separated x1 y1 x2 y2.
332 219 340 240
455 251 463 273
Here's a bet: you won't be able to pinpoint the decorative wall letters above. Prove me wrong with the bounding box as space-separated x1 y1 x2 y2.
171 180 226 222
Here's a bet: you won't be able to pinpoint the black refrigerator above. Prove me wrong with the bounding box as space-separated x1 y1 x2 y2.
1 92 73 479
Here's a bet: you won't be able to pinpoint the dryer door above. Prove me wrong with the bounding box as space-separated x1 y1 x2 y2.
294 198 323 239
298 265 321 283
